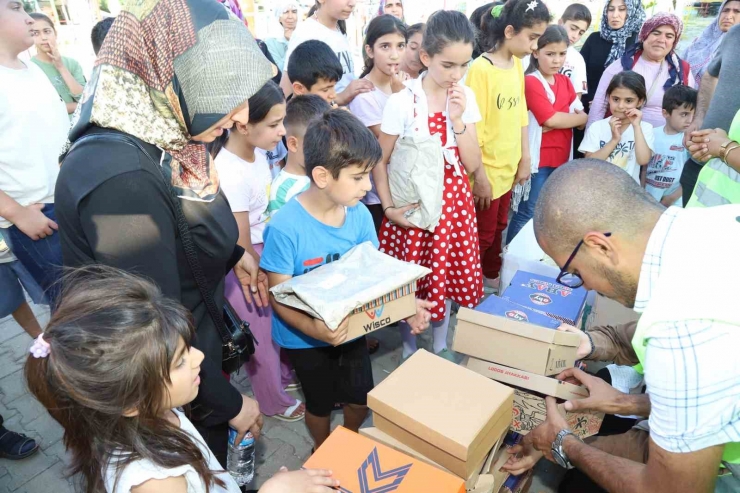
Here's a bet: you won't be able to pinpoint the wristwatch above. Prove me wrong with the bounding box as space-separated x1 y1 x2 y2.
551 429 582 470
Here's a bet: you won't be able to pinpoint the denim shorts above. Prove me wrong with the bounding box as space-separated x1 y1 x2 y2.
0 260 47 318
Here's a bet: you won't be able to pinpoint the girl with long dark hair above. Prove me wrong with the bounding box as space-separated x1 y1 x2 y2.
26 267 339 493
349 15 408 231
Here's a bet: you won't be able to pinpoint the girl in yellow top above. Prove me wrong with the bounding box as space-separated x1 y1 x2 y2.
467 0 549 287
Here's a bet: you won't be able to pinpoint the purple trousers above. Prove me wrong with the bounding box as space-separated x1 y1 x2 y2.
224 245 296 416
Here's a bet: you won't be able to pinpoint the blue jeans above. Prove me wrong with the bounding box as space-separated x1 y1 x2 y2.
506 166 556 246
1 204 63 308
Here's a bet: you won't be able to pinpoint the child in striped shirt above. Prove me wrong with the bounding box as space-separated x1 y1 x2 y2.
268 95 331 215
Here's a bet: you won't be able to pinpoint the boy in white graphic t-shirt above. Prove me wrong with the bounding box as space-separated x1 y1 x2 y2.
643 85 697 206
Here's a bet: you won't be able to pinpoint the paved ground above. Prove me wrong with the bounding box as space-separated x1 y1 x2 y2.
0 302 564 492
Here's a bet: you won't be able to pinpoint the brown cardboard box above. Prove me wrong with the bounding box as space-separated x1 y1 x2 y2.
373 406 511 480
368 350 514 479
359 427 452 474
463 357 589 401
453 308 581 376
346 287 417 340
361 426 494 492
511 389 604 439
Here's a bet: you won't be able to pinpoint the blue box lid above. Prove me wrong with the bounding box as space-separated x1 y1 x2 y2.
502 271 588 325
475 295 560 329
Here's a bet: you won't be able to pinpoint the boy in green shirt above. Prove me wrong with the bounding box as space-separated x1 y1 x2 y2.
29 12 85 118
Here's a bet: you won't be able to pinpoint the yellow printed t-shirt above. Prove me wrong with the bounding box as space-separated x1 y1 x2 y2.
467 55 528 199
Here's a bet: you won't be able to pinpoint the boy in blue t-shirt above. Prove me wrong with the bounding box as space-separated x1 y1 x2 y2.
260 109 431 448
643 85 698 206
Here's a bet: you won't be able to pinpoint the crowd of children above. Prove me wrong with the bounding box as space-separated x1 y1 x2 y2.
1 0 707 491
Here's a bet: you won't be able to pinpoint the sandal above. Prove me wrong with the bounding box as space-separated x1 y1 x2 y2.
0 427 40 460
284 381 302 392
272 400 306 422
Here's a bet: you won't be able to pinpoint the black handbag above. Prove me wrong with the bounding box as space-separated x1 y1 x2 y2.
66 132 257 374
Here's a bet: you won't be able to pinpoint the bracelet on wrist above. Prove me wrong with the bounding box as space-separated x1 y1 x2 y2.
453 123 467 136
584 331 596 360
719 140 733 162
723 143 740 164
383 205 394 214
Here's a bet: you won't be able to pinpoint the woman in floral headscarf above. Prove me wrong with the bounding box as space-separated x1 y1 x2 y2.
587 12 696 129
683 0 740 86
580 0 645 113
54 0 275 465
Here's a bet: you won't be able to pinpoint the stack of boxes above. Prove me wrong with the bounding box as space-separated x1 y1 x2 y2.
302 269 604 493
366 349 518 492
453 271 605 440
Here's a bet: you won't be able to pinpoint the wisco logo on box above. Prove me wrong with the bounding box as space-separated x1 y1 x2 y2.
363 305 392 333
529 293 552 306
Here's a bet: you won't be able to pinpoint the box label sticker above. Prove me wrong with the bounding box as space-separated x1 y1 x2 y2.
505 309 529 322
529 293 552 306
339 447 412 493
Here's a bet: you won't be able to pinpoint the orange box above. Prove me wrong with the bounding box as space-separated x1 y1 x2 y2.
304 426 465 493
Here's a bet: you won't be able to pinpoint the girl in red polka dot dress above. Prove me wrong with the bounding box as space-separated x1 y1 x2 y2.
373 10 484 362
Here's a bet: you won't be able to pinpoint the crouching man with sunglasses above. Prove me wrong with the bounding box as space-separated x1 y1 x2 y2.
502 158 740 493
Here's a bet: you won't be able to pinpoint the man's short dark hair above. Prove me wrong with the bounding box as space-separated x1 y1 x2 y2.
303 110 382 180
284 95 331 137
91 17 115 55
561 4 592 27
662 85 698 113
287 40 343 90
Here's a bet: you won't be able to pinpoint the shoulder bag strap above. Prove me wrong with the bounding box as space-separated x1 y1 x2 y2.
66 133 235 346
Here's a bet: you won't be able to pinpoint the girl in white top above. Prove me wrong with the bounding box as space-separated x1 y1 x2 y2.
280 0 373 106
211 81 306 423
579 70 654 183
348 15 408 232
25 267 339 493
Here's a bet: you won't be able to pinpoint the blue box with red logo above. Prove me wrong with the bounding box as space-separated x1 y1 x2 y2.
475 295 560 330
502 271 587 326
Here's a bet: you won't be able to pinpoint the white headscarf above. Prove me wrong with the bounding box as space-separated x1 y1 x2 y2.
269 1 299 38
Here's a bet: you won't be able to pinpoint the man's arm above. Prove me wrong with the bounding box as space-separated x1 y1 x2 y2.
563 435 723 493
589 320 640 366
520 397 723 493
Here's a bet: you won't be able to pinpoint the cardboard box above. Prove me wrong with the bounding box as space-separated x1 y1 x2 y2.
475 295 560 330
373 412 510 482
359 427 452 474
463 357 589 401
304 426 465 493
346 284 417 340
503 271 588 326
361 426 493 492
368 350 514 479
511 389 604 439
453 309 581 376
500 221 597 327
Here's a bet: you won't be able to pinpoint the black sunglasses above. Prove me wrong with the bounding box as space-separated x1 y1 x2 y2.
556 232 612 289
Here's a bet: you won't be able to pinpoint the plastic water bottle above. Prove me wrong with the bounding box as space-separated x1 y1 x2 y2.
227 427 255 486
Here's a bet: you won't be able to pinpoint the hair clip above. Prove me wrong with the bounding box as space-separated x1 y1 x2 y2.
30 334 50 359
491 4 504 18
526 0 538 12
